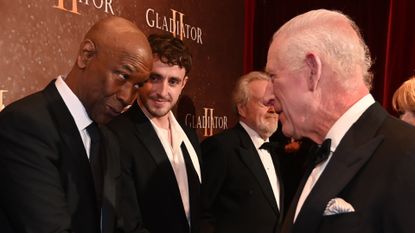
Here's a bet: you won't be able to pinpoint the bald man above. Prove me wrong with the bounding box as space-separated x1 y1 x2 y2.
0 16 152 233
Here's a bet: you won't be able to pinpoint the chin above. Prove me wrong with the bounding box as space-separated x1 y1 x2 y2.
149 108 169 117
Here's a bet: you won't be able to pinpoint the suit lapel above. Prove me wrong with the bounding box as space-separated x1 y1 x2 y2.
180 126 202 233
42 81 92 183
181 142 201 233
236 124 279 215
293 103 387 233
270 142 285 221
42 80 99 226
128 103 174 168
294 137 383 233
127 103 186 214
280 161 314 233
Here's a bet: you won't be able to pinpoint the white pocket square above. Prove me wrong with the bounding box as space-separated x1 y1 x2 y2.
323 198 355 216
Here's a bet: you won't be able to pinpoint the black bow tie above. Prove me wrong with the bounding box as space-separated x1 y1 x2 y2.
314 139 332 165
259 142 273 152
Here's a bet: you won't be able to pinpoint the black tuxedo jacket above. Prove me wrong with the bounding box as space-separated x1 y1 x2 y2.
0 81 120 233
107 102 202 233
200 123 283 233
281 103 415 233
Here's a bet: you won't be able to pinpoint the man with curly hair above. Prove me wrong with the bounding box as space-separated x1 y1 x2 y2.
108 33 201 233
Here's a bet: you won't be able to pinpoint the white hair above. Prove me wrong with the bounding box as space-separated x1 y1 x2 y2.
233 71 271 107
272 9 373 89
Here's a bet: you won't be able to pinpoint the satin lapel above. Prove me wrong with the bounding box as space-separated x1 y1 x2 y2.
127 104 183 202
270 142 284 221
42 81 92 181
293 103 387 233
179 125 202 233
181 142 201 233
294 137 383 233
236 124 279 214
182 125 202 168
129 104 173 168
280 161 315 233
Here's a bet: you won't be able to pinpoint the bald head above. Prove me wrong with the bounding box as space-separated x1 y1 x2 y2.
83 16 153 74
66 16 153 124
86 16 140 36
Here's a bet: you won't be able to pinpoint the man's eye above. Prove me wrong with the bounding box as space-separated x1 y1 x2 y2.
149 75 162 82
168 79 180 86
117 73 128 80
134 81 145 89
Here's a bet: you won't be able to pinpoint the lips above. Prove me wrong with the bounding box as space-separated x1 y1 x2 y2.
107 105 122 117
149 96 171 108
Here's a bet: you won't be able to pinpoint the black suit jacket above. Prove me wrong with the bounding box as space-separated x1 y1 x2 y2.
200 123 283 233
281 103 415 233
107 102 202 233
0 81 120 233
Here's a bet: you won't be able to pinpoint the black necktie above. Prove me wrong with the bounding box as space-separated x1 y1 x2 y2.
314 138 332 165
86 122 103 209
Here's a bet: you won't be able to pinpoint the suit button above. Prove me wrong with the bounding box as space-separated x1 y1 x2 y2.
248 190 254 195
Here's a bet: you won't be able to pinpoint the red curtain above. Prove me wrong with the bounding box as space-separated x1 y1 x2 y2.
382 0 415 112
247 0 415 114
243 0 255 74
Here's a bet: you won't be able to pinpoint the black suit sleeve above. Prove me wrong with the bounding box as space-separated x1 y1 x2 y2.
109 123 151 233
0 110 72 233
200 136 228 233
384 148 415 233
118 150 151 233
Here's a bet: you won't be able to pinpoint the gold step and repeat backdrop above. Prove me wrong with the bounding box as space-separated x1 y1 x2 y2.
0 0 245 139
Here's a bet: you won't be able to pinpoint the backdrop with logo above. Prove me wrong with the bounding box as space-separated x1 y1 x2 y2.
0 0 245 139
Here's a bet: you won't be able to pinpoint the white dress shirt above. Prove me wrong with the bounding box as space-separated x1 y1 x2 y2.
240 121 281 209
55 76 93 157
294 94 375 221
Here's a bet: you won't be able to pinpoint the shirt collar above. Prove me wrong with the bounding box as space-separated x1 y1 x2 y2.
239 121 268 149
55 76 93 131
325 94 375 152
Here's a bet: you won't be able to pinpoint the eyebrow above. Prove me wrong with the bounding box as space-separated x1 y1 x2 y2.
122 64 136 73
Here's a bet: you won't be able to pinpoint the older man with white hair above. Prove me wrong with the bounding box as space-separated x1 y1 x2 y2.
266 9 415 233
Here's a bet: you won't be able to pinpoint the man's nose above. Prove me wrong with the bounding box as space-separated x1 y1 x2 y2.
117 82 137 106
157 79 170 96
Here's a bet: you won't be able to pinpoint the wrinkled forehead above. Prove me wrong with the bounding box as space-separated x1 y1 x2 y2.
99 34 152 69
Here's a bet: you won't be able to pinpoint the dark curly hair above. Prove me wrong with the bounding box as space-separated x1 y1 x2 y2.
148 33 192 75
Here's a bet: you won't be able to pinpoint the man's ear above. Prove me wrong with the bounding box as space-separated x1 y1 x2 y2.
305 53 322 91
237 103 246 118
183 76 189 87
77 39 96 69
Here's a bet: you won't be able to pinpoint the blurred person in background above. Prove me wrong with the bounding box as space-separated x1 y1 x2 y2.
392 76 415 126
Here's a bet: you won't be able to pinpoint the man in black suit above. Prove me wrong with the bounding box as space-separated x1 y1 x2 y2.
266 9 415 233
0 16 152 233
201 71 283 233
108 33 201 233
